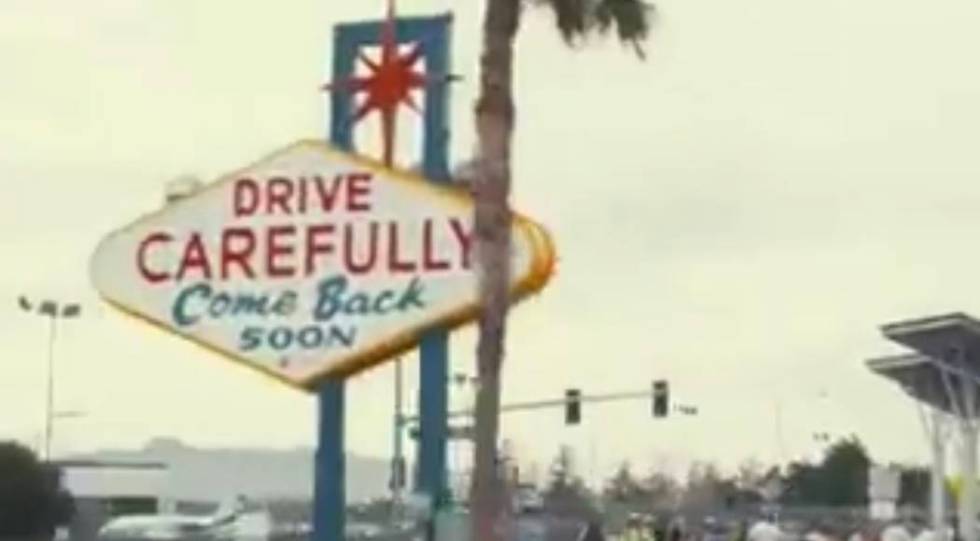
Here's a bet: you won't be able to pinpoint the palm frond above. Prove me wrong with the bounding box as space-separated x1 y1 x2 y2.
542 0 589 44
532 0 653 58
595 0 652 57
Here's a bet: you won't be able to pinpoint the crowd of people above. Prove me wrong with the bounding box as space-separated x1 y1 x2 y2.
600 513 961 541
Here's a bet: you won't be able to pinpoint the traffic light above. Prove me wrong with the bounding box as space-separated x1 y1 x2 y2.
565 389 581 425
652 380 669 418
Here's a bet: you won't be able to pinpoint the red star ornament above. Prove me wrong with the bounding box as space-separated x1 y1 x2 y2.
323 0 432 167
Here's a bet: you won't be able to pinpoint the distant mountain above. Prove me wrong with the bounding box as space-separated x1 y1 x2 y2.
67 438 391 504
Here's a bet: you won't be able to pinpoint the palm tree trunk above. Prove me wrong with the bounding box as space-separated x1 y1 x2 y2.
470 0 520 540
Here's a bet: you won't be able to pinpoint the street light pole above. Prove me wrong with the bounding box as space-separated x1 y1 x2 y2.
449 372 479 501
18 296 81 461
392 357 405 519
44 313 57 462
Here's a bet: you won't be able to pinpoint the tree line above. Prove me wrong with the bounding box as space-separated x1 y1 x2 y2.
538 436 935 518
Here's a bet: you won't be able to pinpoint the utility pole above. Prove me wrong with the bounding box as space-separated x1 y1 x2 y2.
392 357 405 521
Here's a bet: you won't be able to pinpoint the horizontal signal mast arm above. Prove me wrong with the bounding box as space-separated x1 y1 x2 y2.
401 389 667 423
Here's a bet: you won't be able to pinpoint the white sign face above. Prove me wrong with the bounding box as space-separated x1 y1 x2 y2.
868 465 901 501
91 140 555 390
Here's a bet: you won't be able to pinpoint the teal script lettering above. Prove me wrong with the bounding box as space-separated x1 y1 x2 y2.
172 282 297 327
313 274 425 322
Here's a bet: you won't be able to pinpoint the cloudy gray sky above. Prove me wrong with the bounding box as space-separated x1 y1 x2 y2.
3 0 978 490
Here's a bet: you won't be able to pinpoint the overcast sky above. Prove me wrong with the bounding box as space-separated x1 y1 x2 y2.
3 0 980 491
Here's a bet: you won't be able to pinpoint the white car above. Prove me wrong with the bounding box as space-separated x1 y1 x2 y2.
344 521 384 539
98 496 271 541
97 514 213 540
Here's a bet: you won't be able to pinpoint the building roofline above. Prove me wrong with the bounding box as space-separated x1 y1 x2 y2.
54 460 168 470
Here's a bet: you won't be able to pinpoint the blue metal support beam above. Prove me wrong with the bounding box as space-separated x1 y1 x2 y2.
313 380 345 541
316 15 454 540
311 21 359 541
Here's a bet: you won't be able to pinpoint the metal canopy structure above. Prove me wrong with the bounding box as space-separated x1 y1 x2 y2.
868 353 955 533
867 353 967 415
868 313 980 541
884 313 980 393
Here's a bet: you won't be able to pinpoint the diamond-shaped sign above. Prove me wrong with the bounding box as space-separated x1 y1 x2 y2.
90 140 555 391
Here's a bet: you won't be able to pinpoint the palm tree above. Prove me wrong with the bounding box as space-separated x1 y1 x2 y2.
469 1 651 539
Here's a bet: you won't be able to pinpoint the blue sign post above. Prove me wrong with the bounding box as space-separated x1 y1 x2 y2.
313 380 345 541
316 10 453 541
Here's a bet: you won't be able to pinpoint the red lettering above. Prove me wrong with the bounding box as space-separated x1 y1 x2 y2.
176 233 212 281
315 175 344 212
297 176 309 213
267 177 293 215
234 178 260 217
221 228 256 279
449 218 474 270
347 173 372 212
266 225 296 278
422 219 450 271
137 232 172 283
305 224 335 276
344 222 379 275
388 222 416 273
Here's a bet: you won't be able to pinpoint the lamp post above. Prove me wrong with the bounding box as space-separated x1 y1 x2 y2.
17 296 81 461
392 357 406 520
392 369 479 515
449 372 479 501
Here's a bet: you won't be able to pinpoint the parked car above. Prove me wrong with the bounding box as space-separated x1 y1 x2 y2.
98 514 213 541
513 484 544 514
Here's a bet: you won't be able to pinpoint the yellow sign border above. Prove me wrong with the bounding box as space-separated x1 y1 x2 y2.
92 140 556 392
